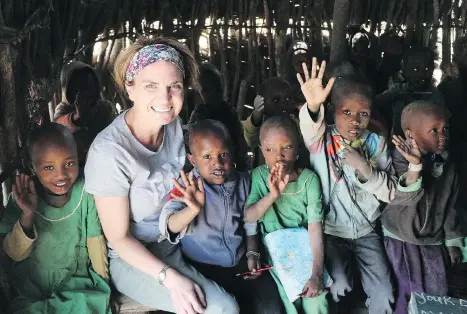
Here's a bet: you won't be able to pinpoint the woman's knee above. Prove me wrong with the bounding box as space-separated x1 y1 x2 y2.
204 291 239 314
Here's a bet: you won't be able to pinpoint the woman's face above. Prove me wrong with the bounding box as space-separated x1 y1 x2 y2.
126 61 184 126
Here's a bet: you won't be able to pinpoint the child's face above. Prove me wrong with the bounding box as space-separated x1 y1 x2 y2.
407 113 449 155
188 134 233 185
260 128 297 173
403 55 434 90
334 94 371 141
31 142 79 195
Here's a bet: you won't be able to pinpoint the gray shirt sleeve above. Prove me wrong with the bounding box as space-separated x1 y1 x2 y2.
159 199 190 244
84 143 132 196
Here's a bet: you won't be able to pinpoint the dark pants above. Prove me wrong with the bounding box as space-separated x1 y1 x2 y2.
188 256 285 314
325 232 394 314
384 237 448 314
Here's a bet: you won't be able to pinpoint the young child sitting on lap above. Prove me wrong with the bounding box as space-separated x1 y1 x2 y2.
159 119 284 314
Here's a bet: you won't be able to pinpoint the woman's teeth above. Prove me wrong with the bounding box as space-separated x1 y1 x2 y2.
152 107 172 113
55 182 66 187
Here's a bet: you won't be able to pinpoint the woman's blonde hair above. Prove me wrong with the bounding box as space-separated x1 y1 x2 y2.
113 36 200 94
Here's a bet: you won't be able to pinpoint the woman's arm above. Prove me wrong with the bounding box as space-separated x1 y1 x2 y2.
309 222 324 279
244 193 277 222
94 195 207 313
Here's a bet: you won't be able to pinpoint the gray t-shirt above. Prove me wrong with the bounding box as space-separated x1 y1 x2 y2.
84 112 185 258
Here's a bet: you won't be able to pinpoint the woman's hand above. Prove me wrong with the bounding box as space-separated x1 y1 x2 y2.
164 268 207 314
171 171 205 214
297 57 335 114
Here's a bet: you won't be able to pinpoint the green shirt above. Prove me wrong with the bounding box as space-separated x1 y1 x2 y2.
246 165 323 234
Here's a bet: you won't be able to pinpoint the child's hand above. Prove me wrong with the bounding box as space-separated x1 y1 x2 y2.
171 171 205 214
244 255 262 280
447 246 462 266
297 57 336 113
268 164 290 198
392 135 422 166
338 141 372 179
301 275 324 298
12 174 37 217
251 95 265 125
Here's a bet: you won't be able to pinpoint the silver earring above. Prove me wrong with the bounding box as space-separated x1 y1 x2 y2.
233 162 237 169
296 155 299 160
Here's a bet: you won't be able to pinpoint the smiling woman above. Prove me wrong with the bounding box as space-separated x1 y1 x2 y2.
84 36 240 314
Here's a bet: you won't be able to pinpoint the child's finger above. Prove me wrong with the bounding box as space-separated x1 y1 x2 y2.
303 61 311 81
170 193 184 202
15 173 22 190
317 60 327 80
296 73 304 86
310 57 317 79
172 178 186 194
12 184 19 203
197 177 205 193
188 171 196 187
28 179 36 194
283 174 290 185
324 77 336 95
180 170 190 187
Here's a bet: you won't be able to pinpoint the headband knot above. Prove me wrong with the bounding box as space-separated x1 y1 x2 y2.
125 44 185 83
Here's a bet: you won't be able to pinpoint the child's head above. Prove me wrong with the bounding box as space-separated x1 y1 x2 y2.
259 115 300 173
453 36 467 73
187 119 234 185
27 123 79 195
258 77 293 118
199 63 224 105
401 101 450 155
402 46 435 90
330 75 373 141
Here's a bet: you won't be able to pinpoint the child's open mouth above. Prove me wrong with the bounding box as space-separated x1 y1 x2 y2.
212 169 225 177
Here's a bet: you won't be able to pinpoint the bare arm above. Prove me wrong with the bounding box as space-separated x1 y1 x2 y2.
309 223 324 279
244 193 277 222
93 195 167 278
168 206 199 234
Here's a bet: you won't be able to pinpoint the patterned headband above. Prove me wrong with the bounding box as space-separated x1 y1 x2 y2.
125 44 185 83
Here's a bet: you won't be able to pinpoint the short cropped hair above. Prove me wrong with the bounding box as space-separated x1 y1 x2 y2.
400 100 450 131
187 119 233 152
330 74 373 110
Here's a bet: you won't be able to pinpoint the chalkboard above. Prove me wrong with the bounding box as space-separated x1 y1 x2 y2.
408 292 467 314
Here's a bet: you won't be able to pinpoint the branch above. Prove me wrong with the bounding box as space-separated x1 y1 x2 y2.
0 7 50 44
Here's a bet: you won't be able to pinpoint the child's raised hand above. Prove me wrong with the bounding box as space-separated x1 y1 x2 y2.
12 173 37 217
171 170 205 214
392 135 422 166
244 255 262 280
297 57 336 114
268 164 290 198
301 275 324 298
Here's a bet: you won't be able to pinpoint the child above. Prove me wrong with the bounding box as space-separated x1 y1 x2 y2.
159 119 284 314
298 58 395 314
244 115 329 314
381 101 467 314
0 123 111 313
374 46 444 138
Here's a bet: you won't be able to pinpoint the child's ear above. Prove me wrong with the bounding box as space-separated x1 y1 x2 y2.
187 154 195 167
405 129 413 140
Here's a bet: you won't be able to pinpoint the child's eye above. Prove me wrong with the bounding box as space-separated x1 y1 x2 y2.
44 166 53 171
343 110 351 115
65 162 75 168
220 152 230 158
360 112 369 117
284 145 293 150
266 148 274 152
431 128 438 133
203 155 211 160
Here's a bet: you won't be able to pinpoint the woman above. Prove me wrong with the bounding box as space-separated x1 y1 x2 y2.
84 37 239 314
